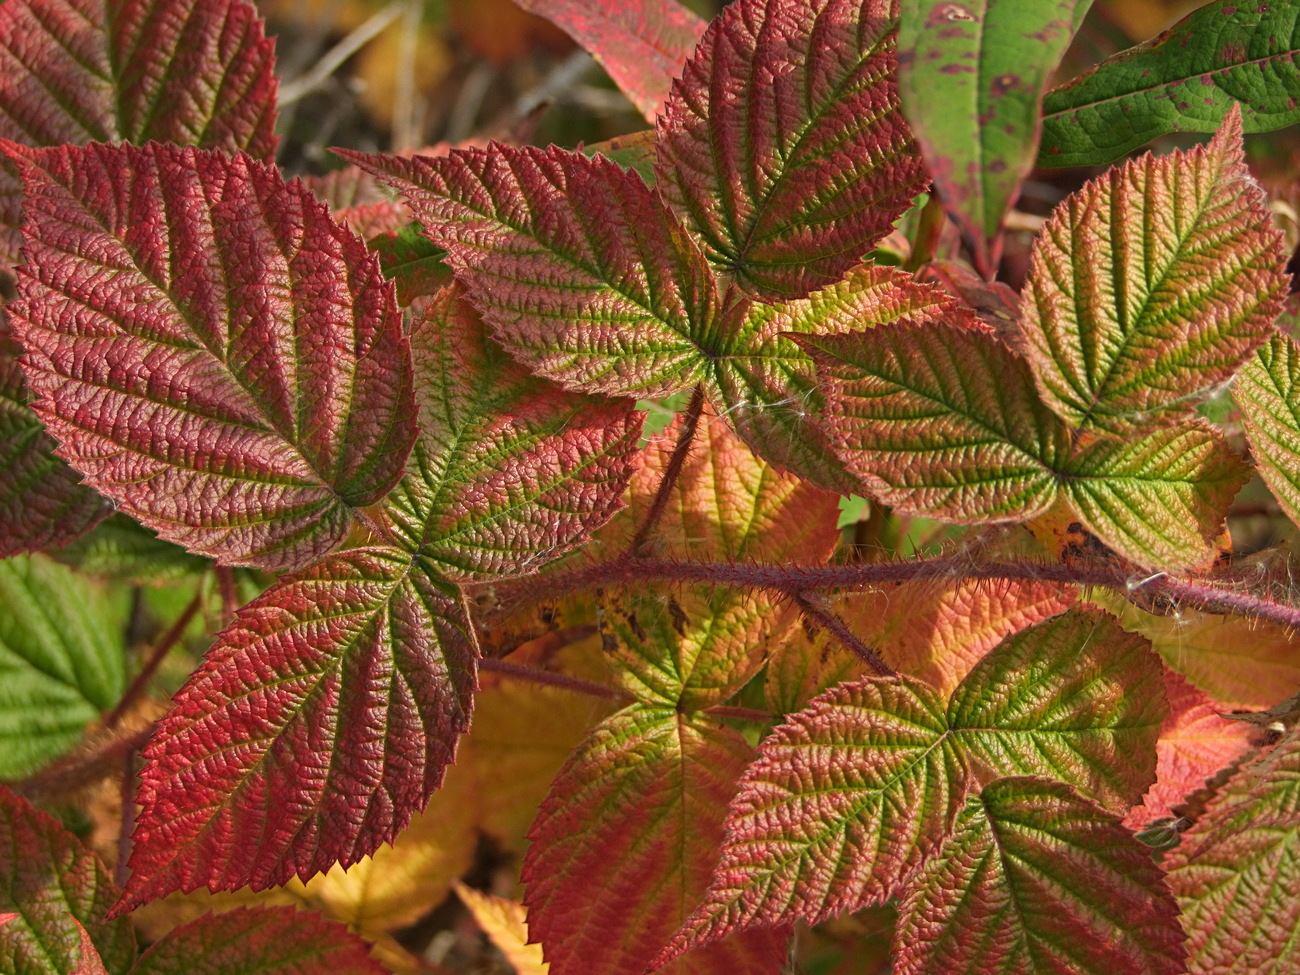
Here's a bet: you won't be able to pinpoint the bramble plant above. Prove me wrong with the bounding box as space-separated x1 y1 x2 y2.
4 0 1300 972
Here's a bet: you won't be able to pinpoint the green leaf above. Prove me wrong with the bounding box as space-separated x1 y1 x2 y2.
803 321 1251 569
897 0 1089 277
1040 0 1300 167
894 777 1186 975
51 513 211 583
1234 331 1300 531
367 223 451 305
382 286 643 579
0 787 135 975
523 705 787 975
659 607 1164 960
1166 729 1300 975
0 554 124 779
1021 107 1288 432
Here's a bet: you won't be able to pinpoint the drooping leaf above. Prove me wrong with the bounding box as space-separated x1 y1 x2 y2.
524 705 787 975
118 548 477 909
947 606 1168 812
1020 107 1287 433
897 0 1088 277
0 787 135 975
1125 667 1255 829
383 285 642 579
130 906 386 975
4 143 416 571
1234 330 1300 531
655 0 926 300
51 513 211 583
339 144 718 398
1040 0 1300 167
1166 730 1300 975
894 776 1187 975
0 0 278 265
0 338 109 554
513 0 706 122
659 606 1163 961
0 553 124 778
453 883 548 975
803 322 1251 569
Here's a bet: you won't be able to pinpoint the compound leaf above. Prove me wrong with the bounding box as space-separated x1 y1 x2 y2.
130 906 386 975
656 0 925 301
948 606 1167 813
1125 667 1254 829
119 548 477 909
524 705 787 975
1234 330 1300 530
4 143 415 571
897 0 1087 277
1166 730 1300 975
894 777 1186 975
1021 107 1288 433
0 787 135 975
340 144 718 398
1040 1 1300 167
384 285 642 579
660 606 1163 960
0 338 109 554
0 0 277 265
0 553 124 778
513 0 706 122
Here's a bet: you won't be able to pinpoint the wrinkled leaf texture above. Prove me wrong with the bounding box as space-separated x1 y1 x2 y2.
657 607 1165 963
1234 330 1300 532
1040 0 1300 167
524 705 788 975
513 0 707 122
656 0 926 300
4 142 416 571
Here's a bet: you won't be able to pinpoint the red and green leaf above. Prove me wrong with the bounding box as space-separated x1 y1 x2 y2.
1166 730 1300 975
130 906 387 975
0 0 278 265
1234 330 1300 531
660 607 1162 960
656 0 925 301
4 143 416 571
1125 667 1255 829
894 777 1186 975
523 705 787 975
340 144 718 398
0 787 135 975
382 285 642 579
512 0 707 122
1020 107 1288 433
897 0 1087 277
118 548 477 909
1040 1 1300 167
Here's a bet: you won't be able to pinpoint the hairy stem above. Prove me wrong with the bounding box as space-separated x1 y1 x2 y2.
794 591 893 676
482 556 1300 630
479 656 628 702
105 591 203 729
629 385 706 556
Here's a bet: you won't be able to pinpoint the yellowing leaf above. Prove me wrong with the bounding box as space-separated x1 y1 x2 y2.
454 882 548 975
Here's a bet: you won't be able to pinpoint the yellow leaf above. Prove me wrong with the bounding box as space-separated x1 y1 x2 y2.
454 881 548 975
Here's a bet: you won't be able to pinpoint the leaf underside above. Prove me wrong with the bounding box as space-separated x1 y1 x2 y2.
5 142 416 571
656 0 926 301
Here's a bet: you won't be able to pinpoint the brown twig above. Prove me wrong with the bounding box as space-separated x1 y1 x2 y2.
629 385 706 556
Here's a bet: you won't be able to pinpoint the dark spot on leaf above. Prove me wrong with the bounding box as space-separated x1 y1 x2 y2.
992 74 1020 94
1067 522 1083 533
940 63 974 74
667 597 689 637
989 159 1007 173
927 3 976 26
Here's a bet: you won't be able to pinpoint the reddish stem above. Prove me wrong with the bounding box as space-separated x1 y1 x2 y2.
105 592 203 729
705 705 776 723
629 385 706 556
794 591 893 676
479 656 627 701
215 566 239 626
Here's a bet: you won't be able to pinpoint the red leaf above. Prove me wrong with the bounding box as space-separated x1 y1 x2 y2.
523 706 787 975
513 0 707 122
1125 668 1255 830
0 786 136 975
0 0 278 264
0 334 110 554
341 143 718 398
384 285 642 578
118 548 477 910
656 0 925 301
130 906 387 975
4 143 415 571
68 919 109 975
